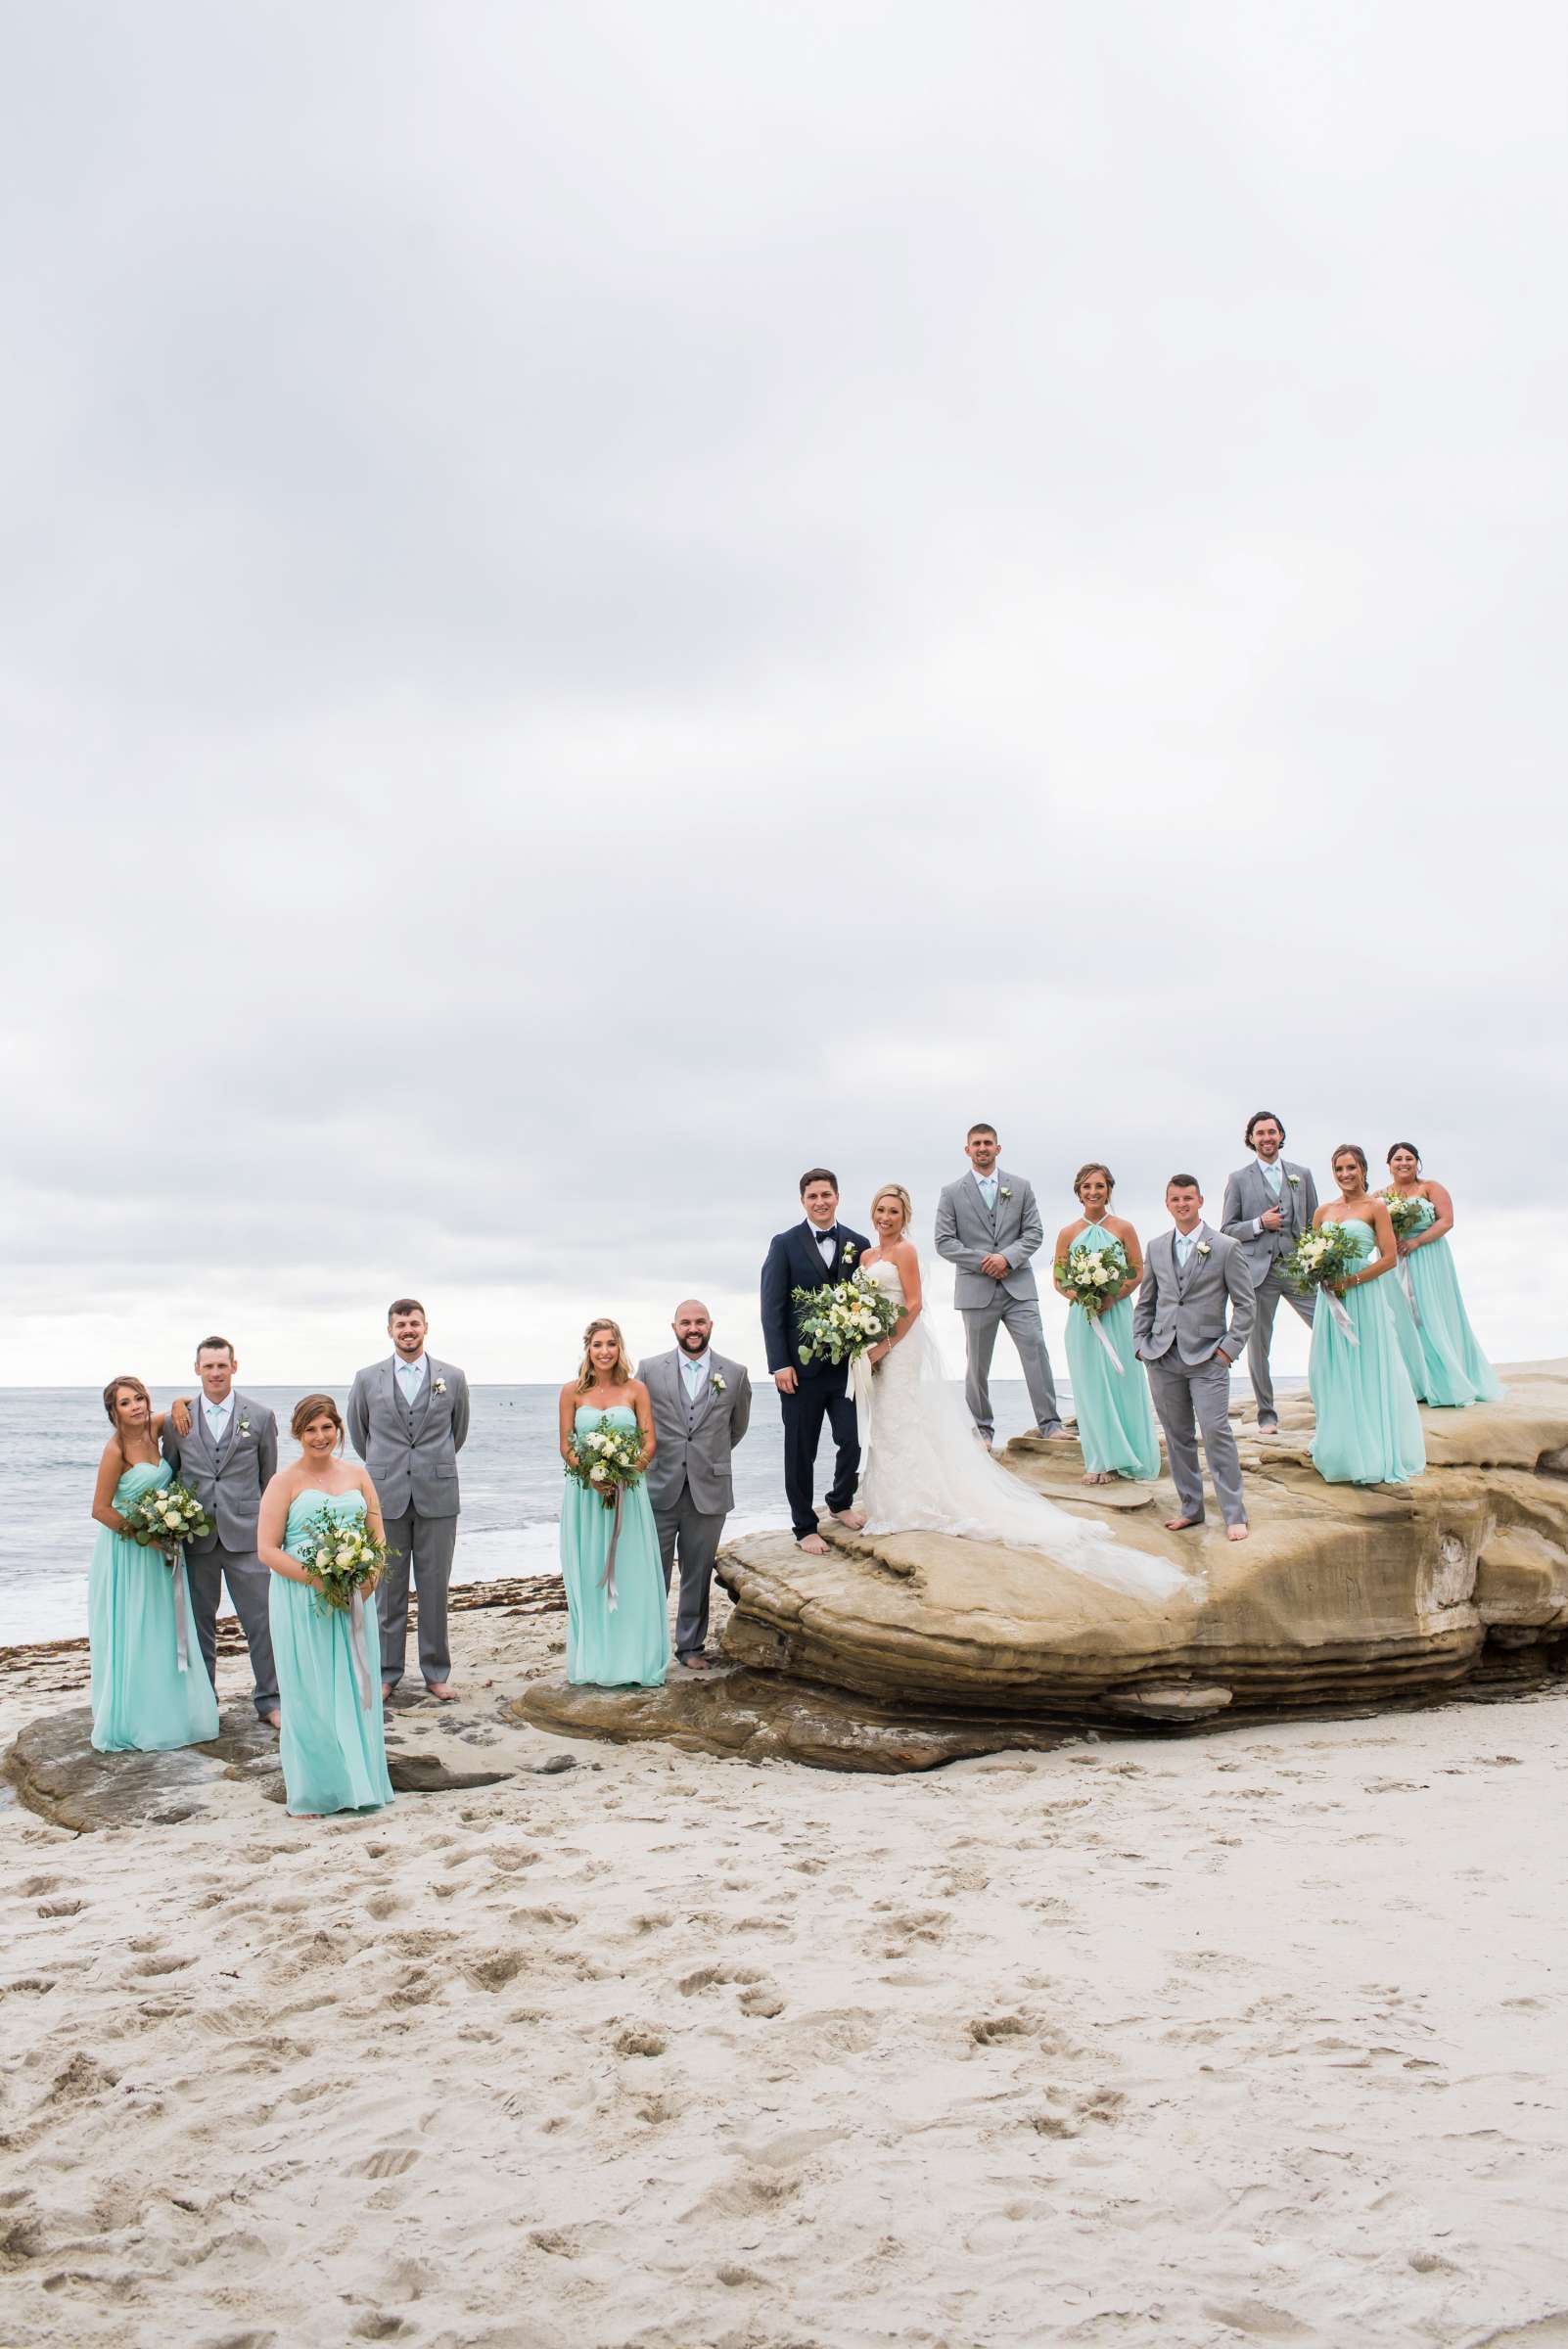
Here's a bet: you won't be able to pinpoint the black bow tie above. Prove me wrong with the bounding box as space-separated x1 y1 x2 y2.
815 1228 837 1243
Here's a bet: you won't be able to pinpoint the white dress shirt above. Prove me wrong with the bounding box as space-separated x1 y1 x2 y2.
810 1225 838 1267
395 1352 429 1405
203 1391 235 1444
680 1349 711 1403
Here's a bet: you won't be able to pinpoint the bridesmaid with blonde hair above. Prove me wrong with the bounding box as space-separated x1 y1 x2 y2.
1052 1166 1161 1485
558 1320 669 1687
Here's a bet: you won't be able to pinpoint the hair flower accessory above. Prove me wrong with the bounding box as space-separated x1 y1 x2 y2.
434 1377 447 1396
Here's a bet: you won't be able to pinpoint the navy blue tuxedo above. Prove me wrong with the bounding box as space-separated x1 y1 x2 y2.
760 1217 870 1542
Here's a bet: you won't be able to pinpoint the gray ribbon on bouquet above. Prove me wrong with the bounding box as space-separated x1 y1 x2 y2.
165 1548 190 1673
347 1589 374 1711
598 1487 625 1615
1397 1253 1422 1326
1319 1284 1360 1346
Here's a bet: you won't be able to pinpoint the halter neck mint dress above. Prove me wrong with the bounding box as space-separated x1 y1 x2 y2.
90 1458 220 1753
270 1490 393 1817
1390 1195 1502 1407
1308 1221 1426 1486
561 1406 669 1687
1062 1220 1161 1480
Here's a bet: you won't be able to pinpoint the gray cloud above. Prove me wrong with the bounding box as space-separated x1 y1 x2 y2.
5 1 1565 1384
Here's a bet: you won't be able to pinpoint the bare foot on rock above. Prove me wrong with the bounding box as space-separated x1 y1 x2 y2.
1165 1516 1205 1533
798 1534 830 1555
832 1509 866 1531
1225 1523 1250 1543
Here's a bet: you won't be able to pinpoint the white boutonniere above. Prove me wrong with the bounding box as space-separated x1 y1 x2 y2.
842 1245 856 1265
239 1415 252 1438
1287 1174 1301 1189
434 1377 447 1396
999 1186 1013 1202
711 1371 726 1395
1196 1240 1212 1258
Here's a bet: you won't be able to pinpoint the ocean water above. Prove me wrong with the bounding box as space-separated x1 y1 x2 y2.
0 1379 1050 1645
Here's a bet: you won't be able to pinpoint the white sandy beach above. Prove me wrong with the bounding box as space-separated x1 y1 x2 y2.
3 1597 1567 2349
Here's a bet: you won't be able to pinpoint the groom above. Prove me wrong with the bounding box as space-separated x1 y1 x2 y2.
1220 1110 1318 1433
935 1124 1064 1443
1133 1175 1256 1542
761 1169 869 1555
347 1298 470 1700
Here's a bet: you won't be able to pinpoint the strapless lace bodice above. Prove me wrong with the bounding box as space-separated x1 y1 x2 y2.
854 1252 1189 1604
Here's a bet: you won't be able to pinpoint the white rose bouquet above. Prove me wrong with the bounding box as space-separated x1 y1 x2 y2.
1054 1237 1134 1318
298 1503 389 1614
120 1481 213 1555
1279 1222 1368 1342
567 1420 645 1508
1381 1191 1432 1242
791 1269 901 1369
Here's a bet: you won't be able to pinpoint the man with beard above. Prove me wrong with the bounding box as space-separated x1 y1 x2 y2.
637 1301 753 1670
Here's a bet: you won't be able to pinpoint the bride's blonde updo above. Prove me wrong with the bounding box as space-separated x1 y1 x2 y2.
869 1184 913 1236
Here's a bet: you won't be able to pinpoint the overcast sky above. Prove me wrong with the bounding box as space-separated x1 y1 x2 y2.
5 1 1565 1390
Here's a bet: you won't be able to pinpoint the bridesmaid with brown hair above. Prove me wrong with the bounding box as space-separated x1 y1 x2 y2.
89 1375 220 1752
1052 1166 1161 1484
558 1319 669 1687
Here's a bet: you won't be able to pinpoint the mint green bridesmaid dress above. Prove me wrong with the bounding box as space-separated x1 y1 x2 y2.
269 1490 393 1817
90 1459 220 1752
1062 1223 1161 1480
1395 1197 1502 1407
561 1406 669 1687
1308 1221 1426 1486
1384 1255 1431 1403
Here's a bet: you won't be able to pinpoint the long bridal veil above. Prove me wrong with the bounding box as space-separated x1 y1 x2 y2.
856 1260 1192 1606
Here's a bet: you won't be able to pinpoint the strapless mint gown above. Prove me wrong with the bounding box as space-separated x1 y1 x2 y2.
561 1407 669 1687
1309 1221 1426 1486
1395 1197 1502 1407
269 1491 393 1817
90 1459 220 1753
1384 1253 1431 1403
1063 1235 1160 1480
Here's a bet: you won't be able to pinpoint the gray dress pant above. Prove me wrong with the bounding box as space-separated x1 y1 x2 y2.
653 1486 726 1659
1144 1352 1247 1528
187 1543 278 1717
379 1509 457 1688
961 1295 1062 1437
1247 1267 1315 1418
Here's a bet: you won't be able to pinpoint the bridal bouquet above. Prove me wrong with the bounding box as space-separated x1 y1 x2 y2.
792 1270 901 1368
120 1481 213 1554
567 1420 644 1508
1382 1191 1429 1241
1054 1237 1134 1318
298 1505 389 1612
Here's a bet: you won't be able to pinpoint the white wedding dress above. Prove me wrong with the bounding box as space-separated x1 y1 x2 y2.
854 1257 1191 1605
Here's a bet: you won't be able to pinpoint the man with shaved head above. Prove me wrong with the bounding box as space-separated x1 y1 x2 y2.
637 1303 753 1669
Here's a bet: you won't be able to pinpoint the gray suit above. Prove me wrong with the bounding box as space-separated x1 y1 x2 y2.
346 1354 470 1690
934 1168 1062 1438
637 1349 753 1659
1133 1223 1256 1528
161 1391 279 1717
1220 1158 1319 1421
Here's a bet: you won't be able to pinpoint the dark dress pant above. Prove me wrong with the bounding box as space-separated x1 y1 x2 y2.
780 1369 860 1543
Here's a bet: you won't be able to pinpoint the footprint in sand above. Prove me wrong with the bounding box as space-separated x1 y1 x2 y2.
352 2147 422 2181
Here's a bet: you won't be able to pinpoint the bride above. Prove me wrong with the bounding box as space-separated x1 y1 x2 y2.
853 1185 1192 1604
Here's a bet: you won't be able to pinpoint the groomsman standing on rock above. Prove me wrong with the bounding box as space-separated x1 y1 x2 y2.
1134 1176 1256 1542
638 1301 753 1670
162 1337 280 1726
347 1299 470 1702
935 1124 1065 1444
1221 1111 1318 1433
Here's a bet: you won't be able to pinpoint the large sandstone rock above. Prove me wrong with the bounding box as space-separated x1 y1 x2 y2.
707 1363 1568 1736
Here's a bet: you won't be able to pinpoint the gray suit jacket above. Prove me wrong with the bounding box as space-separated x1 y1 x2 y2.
1220 1159 1319 1285
934 1168 1043 1307
636 1350 752 1515
161 1390 278 1555
346 1355 470 1519
1133 1224 1257 1370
